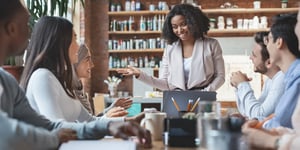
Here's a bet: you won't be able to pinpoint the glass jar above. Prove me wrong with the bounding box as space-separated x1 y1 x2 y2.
110 3 115 12
209 18 216 29
281 0 288 8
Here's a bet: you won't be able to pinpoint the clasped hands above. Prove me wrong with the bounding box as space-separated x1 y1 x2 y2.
230 71 252 88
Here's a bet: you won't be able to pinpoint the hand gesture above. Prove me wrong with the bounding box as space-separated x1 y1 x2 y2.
242 121 280 149
112 98 133 109
117 66 141 78
230 71 252 88
109 121 152 148
55 128 77 143
106 106 128 117
125 112 145 124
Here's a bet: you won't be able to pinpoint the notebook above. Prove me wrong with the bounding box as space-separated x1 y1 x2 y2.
162 91 217 118
59 140 136 150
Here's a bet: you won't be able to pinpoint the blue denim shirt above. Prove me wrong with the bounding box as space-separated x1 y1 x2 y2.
263 59 300 129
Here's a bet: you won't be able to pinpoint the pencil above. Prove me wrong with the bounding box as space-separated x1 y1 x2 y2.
186 99 193 112
190 97 201 112
171 97 180 111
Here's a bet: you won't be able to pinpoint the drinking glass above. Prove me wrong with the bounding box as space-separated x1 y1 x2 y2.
197 101 227 148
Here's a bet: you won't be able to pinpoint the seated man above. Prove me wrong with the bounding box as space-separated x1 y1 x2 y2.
261 13 300 129
241 11 300 149
230 31 284 120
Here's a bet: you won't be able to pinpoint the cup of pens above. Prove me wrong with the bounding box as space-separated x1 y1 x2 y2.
171 97 200 118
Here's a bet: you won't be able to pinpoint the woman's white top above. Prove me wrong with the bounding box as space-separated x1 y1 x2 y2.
183 57 192 85
26 68 123 122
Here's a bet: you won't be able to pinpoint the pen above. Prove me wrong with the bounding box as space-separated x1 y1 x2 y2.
190 97 201 112
171 97 180 111
186 99 193 112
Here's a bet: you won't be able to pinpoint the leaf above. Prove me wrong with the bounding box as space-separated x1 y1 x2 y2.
26 0 85 27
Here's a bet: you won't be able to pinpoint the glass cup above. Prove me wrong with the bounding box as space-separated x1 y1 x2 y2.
197 101 228 148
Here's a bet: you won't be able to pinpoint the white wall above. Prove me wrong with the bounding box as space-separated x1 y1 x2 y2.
215 37 254 55
215 37 262 101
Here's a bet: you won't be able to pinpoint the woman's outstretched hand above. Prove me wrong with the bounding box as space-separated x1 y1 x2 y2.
117 66 141 78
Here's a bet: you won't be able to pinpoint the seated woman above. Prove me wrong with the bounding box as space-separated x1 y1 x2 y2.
73 44 132 117
20 16 140 123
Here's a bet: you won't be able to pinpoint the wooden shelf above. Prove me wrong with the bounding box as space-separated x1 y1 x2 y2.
208 28 270 37
108 10 168 16
109 49 164 53
109 28 270 36
109 31 161 35
109 68 159 71
203 8 298 14
108 8 298 16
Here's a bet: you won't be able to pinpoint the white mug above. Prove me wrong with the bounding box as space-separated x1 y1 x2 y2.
140 112 166 141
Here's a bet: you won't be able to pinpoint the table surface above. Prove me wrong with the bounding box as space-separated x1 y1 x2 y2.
60 137 205 150
140 141 205 150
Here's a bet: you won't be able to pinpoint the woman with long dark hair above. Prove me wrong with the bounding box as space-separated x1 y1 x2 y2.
20 16 129 123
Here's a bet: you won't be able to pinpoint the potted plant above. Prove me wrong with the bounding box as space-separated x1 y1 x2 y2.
26 0 84 28
2 0 84 82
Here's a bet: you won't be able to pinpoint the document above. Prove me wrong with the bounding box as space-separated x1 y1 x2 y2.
59 140 137 150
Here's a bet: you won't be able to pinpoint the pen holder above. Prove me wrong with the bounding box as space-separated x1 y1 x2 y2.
164 118 197 147
178 111 188 118
178 111 197 119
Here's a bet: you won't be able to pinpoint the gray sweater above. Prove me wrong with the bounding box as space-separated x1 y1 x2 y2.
0 68 111 150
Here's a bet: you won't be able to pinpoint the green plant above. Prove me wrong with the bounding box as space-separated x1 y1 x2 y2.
26 0 84 28
4 56 16 66
9 0 85 66
4 56 24 66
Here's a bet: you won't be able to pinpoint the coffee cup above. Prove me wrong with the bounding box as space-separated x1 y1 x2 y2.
140 112 166 141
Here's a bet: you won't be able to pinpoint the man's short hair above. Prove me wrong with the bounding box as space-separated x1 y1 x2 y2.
271 13 300 58
0 0 23 22
254 31 269 62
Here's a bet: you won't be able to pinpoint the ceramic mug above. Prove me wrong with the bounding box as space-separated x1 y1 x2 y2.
140 112 166 141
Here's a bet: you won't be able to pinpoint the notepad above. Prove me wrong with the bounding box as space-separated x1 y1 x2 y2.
59 140 137 150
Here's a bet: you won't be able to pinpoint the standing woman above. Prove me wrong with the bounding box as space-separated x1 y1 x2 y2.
118 4 225 91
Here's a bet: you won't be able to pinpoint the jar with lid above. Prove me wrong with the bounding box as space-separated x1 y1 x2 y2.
209 18 216 29
281 0 288 8
116 3 121 11
110 3 116 12
125 0 131 11
226 17 233 29
217 16 225 29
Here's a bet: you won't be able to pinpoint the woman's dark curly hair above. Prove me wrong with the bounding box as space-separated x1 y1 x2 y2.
162 3 210 44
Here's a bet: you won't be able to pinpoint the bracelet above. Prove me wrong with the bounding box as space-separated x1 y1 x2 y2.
274 137 281 150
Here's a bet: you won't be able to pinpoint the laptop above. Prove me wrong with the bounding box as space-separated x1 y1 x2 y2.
162 91 217 118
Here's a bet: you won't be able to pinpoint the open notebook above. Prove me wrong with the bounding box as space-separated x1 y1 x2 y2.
59 140 136 150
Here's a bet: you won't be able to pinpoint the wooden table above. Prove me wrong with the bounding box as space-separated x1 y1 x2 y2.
59 139 205 150
139 141 205 150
